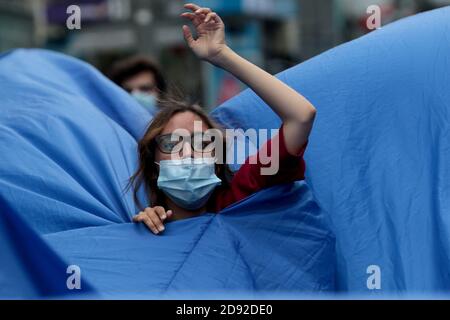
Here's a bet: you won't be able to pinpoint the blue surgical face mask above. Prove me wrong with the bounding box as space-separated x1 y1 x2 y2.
132 92 158 115
156 158 222 210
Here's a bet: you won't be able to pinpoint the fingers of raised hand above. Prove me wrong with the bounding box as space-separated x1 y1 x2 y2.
180 12 205 27
204 12 219 23
195 7 211 15
182 5 215 24
184 3 201 12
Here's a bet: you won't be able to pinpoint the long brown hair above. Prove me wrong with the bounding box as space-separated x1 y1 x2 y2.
127 99 232 210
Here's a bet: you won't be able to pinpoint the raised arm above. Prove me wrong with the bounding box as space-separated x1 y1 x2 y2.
181 3 316 156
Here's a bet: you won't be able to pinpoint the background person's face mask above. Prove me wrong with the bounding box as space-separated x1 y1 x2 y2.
156 158 221 210
132 91 158 115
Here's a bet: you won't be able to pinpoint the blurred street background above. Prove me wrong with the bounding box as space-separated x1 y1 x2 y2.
0 0 448 108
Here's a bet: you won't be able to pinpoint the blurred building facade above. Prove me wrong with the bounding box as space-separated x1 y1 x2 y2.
0 0 449 108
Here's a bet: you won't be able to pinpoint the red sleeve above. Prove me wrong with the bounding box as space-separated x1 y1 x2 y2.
210 124 308 212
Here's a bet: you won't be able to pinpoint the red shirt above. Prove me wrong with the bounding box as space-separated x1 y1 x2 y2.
208 125 308 213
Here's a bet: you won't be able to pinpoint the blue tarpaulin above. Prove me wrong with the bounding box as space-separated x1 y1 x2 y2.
0 47 334 298
1 6 450 298
211 6 450 294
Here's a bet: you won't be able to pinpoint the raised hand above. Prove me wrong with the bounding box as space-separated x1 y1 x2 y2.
180 3 227 65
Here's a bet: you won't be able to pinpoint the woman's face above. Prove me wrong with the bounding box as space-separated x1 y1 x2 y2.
154 111 213 162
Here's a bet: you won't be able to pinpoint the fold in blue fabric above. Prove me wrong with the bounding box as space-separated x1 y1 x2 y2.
212 7 450 294
0 197 94 298
43 183 335 298
0 48 335 298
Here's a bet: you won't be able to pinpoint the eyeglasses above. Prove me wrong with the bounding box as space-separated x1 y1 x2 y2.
155 132 217 154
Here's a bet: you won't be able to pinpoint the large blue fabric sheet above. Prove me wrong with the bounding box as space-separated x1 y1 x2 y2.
43 183 335 297
212 7 450 293
0 50 334 297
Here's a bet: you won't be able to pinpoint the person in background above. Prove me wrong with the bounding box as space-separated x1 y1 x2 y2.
108 55 167 115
